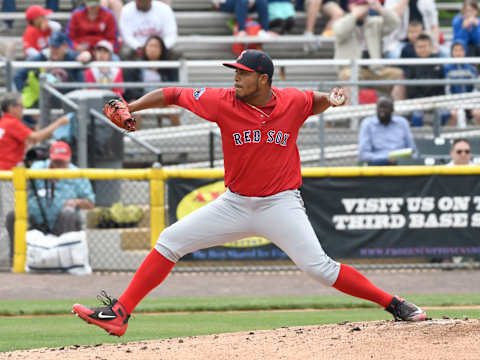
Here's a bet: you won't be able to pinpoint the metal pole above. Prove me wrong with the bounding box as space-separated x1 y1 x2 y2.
5 60 12 92
179 58 188 84
350 59 359 130
209 131 215 168
77 99 89 168
38 73 50 128
433 109 441 139
318 114 326 166
89 108 163 157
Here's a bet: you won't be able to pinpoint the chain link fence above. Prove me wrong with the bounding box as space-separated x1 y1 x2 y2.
86 178 151 272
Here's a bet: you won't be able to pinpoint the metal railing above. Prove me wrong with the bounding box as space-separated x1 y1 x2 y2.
3 57 480 167
5 56 480 98
38 76 163 168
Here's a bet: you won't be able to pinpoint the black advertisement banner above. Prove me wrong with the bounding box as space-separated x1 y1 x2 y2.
167 175 480 260
302 175 480 259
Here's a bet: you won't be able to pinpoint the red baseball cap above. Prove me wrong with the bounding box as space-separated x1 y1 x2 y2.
26 5 52 22
223 50 274 80
49 141 71 161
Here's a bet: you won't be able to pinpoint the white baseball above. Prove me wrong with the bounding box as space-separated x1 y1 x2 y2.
329 92 345 106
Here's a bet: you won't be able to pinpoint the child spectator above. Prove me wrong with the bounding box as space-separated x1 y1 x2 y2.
405 33 446 126
84 40 123 95
66 0 118 54
399 19 423 59
268 0 296 35
452 0 480 57
23 5 62 58
444 40 480 126
123 35 181 129
14 32 91 111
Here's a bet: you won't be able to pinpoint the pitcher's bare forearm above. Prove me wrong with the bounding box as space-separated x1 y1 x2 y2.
129 88 168 113
312 91 331 114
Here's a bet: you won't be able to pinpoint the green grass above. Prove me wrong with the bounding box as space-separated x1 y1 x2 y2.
1 293 480 316
1 294 479 353
1 308 479 353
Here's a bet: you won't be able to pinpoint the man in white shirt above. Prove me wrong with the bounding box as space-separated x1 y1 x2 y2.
119 0 178 58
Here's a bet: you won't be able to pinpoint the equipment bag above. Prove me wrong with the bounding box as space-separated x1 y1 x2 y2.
25 230 92 275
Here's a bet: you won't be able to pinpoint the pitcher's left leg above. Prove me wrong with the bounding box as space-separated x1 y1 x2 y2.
254 190 425 321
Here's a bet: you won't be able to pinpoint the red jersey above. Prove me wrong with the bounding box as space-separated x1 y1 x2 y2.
23 24 51 56
164 86 314 197
0 113 33 170
66 6 117 52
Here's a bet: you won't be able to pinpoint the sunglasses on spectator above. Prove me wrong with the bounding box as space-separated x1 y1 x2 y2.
456 149 471 154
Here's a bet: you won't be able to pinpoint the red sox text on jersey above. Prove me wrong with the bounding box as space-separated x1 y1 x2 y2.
232 129 290 146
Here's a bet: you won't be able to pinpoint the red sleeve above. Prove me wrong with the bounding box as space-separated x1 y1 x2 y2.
163 87 221 123
23 26 37 53
9 119 33 142
104 11 118 45
67 12 81 48
84 69 95 83
302 90 315 118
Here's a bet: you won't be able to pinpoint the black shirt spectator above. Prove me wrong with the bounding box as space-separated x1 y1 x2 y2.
405 33 444 99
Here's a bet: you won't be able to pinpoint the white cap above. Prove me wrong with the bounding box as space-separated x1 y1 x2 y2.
94 40 113 53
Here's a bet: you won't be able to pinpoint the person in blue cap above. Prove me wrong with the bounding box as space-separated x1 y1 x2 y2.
12 31 92 128
444 39 480 126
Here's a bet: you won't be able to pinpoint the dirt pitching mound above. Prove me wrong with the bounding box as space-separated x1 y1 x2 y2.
4 319 480 360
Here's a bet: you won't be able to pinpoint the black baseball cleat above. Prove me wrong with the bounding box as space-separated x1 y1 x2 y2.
72 290 130 337
385 296 426 322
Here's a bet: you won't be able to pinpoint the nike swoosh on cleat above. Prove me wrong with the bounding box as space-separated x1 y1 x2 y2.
98 312 117 319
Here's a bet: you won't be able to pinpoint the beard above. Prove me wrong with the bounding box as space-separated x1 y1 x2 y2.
378 114 391 125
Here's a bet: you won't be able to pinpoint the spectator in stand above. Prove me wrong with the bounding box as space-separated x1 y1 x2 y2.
358 96 417 165
383 0 441 58
334 0 405 103
307 0 345 36
212 0 277 38
66 0 118 54
123 35 181 129
5 141 95 262
295 0 344 52
0 0 15 33
405 33 446 126
452 0 480 58
84 40 123 95
399 19 423 60
14 31 91 125
0 93 70 171
23 5 62 58
120 0 178 59
447 138 473 166
268 0 296 35
444 40 480 126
